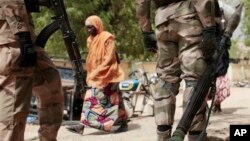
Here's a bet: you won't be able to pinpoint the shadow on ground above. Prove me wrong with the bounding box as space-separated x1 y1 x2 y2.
207 136 229 141
218 107 247 114
82 123 140 136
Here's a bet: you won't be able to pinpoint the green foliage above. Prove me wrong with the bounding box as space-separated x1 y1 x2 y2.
243 0 250 45
32 0 148 60
31 0 250 60
226 0 250 59
229 40 239 59
32 7 67 58
238 0 250 58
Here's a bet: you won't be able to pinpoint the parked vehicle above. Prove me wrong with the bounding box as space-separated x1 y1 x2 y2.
119 68 158 118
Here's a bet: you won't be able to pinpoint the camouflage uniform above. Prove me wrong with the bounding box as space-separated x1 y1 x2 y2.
0 0 63 141
136 0 215 140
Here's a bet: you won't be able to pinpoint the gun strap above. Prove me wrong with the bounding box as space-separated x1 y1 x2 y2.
24 0 40 12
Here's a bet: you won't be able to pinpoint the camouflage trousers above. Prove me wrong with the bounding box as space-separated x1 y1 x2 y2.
0 43 64 141
154 12 208 132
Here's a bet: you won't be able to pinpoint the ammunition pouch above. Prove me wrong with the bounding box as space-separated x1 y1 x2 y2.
24 0 40 12
188 131 208 141
154 0 187 8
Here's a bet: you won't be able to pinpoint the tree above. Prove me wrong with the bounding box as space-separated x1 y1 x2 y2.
32 0 147 60
241 0 250 58
228 0 250 59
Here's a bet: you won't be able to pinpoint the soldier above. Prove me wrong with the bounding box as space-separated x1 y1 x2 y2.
0 0 64 141
136 0 216 141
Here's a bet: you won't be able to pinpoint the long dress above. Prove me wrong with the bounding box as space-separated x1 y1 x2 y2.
214 74 230 105
80 83 127 132
80 15 127 132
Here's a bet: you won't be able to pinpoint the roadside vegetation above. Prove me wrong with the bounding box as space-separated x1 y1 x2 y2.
32 0 250 61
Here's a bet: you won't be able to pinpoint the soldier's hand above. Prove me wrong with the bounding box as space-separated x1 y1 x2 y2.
142 31 157 53
16 32 37 67
200 26 217 59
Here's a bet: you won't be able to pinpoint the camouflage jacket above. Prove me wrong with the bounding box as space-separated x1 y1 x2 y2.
0 0 35 45
136 0 216 31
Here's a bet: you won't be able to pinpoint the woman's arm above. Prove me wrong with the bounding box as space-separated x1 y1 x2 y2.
88 37 116 80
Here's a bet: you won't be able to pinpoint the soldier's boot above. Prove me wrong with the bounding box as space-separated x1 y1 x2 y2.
188 134 199 141
188 132 209 141
154 80 179 141
157 129 172 141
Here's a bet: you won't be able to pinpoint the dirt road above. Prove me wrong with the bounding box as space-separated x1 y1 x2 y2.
25 87 250 141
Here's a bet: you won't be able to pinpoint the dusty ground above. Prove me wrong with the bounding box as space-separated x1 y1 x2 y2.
24 87 250 141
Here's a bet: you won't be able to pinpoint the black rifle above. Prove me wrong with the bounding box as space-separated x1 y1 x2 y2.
28 0 87 120
168 3 243 141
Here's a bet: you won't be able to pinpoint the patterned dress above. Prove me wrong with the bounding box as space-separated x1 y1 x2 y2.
214 74 230 105
81 15 127 132
80 83 127 132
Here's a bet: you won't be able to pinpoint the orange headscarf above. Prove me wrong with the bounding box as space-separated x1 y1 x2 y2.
85 15 124 88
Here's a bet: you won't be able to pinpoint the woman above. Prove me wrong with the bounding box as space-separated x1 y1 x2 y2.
66 15 128 134
213 1 243 113
213 50 230 113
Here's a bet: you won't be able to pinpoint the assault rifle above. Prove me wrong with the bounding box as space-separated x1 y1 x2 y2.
168 3 243 141
25 0 87 120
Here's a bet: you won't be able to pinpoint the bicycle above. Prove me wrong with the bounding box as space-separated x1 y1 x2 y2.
119 62 158 118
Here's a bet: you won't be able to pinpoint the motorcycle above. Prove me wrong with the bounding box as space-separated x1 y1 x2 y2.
119 68 158 118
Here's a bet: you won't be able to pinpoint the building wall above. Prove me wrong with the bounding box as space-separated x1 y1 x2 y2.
121 61 250 85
